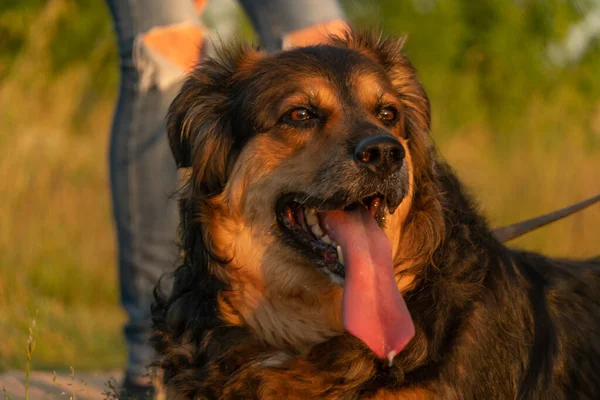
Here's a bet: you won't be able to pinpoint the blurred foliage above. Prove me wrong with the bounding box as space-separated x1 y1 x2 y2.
0 0 115 82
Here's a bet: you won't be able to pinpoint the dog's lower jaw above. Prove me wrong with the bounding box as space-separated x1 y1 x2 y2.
218 281 345 353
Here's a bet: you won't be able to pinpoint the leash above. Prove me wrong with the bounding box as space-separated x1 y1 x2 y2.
493 193 600 243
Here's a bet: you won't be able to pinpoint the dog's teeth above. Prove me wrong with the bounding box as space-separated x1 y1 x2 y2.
337 245 344 265
321 235 332 244
305 208 319 226
311 223 324 238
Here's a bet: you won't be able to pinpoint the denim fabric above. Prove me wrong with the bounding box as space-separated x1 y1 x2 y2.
105 0 198 379
105 0 345 380
238 0 346 52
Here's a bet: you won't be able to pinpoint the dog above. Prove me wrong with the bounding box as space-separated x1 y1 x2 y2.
151 30 600 399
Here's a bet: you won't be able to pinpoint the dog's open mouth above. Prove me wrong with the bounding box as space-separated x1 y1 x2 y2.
276 191 415 363
276 194 389 282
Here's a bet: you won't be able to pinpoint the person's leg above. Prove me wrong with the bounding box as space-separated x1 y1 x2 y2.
104 0 205 394
237 0 348 52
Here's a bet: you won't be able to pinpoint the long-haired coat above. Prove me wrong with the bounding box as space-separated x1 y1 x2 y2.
152 30 600 399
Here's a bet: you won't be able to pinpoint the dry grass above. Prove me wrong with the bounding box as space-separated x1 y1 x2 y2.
0 1 124 371
442 121 600 258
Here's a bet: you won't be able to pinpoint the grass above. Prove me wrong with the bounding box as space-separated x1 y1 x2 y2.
0 0 125 371
1 314 157 400
0 0 599 374
25 312 36 400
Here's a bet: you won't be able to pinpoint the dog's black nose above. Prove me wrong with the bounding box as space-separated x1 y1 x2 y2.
354 135 405 176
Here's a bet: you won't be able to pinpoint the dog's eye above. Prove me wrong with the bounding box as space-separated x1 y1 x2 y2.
377 107 397 122
286 107 315 122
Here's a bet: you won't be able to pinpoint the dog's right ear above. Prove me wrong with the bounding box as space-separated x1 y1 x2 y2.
167 44 263 193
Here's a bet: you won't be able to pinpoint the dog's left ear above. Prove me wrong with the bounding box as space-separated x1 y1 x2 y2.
167 45 263 193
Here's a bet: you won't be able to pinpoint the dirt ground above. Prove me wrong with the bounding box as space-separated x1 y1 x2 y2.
0 370 123 400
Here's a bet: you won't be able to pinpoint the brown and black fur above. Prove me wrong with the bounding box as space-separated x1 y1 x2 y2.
151 30 600 399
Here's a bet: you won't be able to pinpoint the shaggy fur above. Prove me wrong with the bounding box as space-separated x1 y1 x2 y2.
151 30 600 399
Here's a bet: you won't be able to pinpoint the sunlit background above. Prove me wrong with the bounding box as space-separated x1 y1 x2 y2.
1 0 598 372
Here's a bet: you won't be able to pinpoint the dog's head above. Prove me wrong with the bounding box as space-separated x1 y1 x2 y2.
168 31 439 361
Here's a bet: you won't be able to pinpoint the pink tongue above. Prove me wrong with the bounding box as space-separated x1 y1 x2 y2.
321 208 414 362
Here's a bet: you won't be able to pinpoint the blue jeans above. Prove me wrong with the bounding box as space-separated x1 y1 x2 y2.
106 0 345 380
